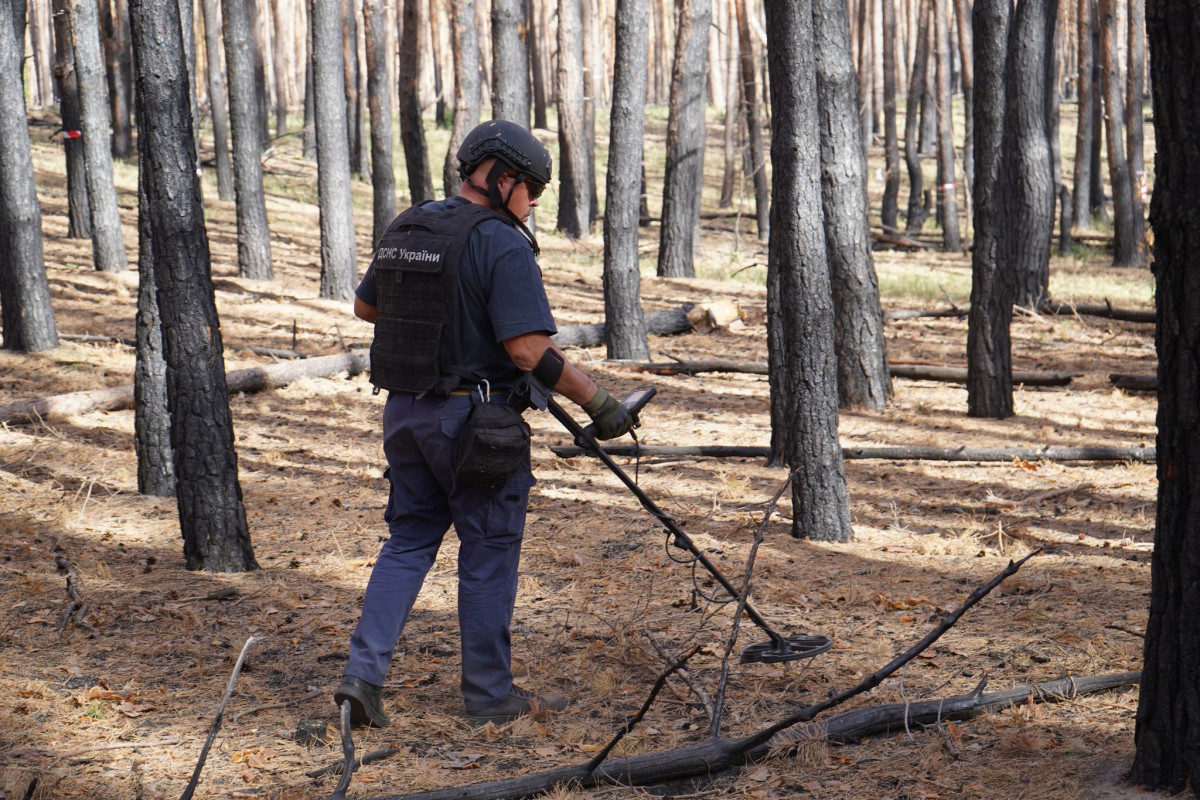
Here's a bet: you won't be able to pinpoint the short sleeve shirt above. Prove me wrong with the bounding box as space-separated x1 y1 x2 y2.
356 197 557 388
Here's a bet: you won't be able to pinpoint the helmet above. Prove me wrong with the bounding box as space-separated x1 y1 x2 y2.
456 120 552 186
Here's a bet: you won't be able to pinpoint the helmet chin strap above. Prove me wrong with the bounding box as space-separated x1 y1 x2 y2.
471 160 541 256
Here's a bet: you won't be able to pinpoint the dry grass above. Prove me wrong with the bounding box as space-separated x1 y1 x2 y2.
0 109 1160 799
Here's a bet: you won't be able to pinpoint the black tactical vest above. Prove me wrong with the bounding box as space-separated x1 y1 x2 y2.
368 201 514 395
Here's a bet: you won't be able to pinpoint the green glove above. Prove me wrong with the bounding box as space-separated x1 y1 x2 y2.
583 387 634 440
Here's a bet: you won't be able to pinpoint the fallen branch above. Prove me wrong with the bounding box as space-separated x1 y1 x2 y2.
549 444 1156 463
1110 373 1157 392
232 687 323 722
325 701 356 798
552 306 695 348
180 636 264 800
616 359 1075 386
54 557 95 633
343 552 1041 800
1043 301 1155 323
0 352 369 424
308 747 401 780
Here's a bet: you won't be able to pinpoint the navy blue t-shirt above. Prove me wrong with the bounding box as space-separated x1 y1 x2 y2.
357 197 557 389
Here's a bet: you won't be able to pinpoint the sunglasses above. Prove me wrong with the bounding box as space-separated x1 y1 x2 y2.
508 173 546 200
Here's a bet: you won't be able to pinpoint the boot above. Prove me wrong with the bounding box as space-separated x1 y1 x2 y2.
465 685 567 725
333 676 391 728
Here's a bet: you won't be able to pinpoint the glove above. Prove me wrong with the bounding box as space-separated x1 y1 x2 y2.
583 387 634 440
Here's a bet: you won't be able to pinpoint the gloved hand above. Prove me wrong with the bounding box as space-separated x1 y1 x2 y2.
583 387 634 440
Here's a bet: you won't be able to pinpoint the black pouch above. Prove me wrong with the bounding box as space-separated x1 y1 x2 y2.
453 401 531 488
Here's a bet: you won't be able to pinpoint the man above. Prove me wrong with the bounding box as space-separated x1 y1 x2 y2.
335 120 634 728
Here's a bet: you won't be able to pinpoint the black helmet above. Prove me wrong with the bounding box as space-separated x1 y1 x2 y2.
456 120 552 186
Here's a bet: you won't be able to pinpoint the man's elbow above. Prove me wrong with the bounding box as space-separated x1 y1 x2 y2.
354 297 379 323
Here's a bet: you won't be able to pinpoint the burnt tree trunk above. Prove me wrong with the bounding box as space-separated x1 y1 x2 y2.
269 0 289 136
556 0 591 237
129 0 257 572
764 0 851 543
812 0 891 410
491 0 531 125
311 0 357 300
98 0 133 158
932 0 960 251
1003 0 1056 308
442 0 480 197
734 0 768 239
363 0 395 245
718 0 738 209
133 121 175 498
602 0 650 361
341 0 364 176
1132 1 1200 791
0 0 58 353
222 0 274 279
966 0 1012 418
1071 0 1094 230
1125 0 1146 250
528 0 548 128
398 0 433 203
69 0 130 274
953 0 974 223
51 0 91 239
200 0 234 200
880 0 899 229
657 0 710 276
903 0 930 233
1097 0 1141 266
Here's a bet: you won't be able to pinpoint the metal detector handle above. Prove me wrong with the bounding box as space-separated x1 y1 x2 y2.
578 385 657 444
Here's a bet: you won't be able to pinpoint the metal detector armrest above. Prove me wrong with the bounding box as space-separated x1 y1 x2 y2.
577 385 657 444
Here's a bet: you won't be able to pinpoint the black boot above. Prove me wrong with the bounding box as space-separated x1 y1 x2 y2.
333 676 391 728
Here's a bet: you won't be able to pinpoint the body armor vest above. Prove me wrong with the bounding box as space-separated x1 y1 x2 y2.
369 202 514 395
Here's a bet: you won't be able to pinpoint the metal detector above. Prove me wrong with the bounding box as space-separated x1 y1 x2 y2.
544 386 832 664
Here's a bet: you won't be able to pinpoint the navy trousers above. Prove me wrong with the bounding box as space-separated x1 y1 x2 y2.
344 391 534 711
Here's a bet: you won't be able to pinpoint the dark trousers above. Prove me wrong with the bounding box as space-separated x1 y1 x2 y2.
344 392 534 711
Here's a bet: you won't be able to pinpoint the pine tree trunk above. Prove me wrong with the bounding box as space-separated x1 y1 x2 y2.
952 0 973 222
718 0 738 209
966 0 1013 419
880 0 900 229
1132 2 1200 790
734 0 768 239
1097 0 1141 266
491 0 531 125
0 0 58 353
223 0 275 279
247 0 269 142
69 0 130 274
341 0 363 176
556 0 590 237
303 20 316 158
98 0 134 158
364 0 395 245
812 0 891 411
1002 0 1056 308
1125 0 1146 241
270 0 291 136
602 0 650 361
1071 0 1094 230
398 0 434 203
529 0 548 128
657 0 711 276
311 0 357 300
903 0 930 233
200 0 234 200
442 0 479 196
51 0 92 239
932 0 960 251
129 0 256 572
763 0 852 543
133 143 175 498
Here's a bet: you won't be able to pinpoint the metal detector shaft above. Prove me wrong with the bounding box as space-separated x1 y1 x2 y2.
546 395 790 645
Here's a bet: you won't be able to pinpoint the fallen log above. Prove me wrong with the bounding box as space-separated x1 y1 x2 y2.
1110 373 1157 391
548 444 1156 463
1043 301 1155 323
552 306 694 348
0 351 369 424
352 673 1140 800
618 359 1075 386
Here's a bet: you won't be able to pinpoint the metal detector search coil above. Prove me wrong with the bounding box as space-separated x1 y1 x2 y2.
547 386 833 665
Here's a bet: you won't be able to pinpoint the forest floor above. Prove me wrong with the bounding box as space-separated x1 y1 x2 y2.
0 110 1163 800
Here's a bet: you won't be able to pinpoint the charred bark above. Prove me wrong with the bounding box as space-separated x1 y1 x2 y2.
129 0 256 572
764 0 851 542
879 0 900 229
398 0 433 203
734 0 768 239
199 0 234 200
1132 2 1200 791
812 0 891 410
311 0 357 300
0 0 58 353
932 0 960 251
556 0 591 237
1097 0 1141 266
657 0 710 275
903 0 930 233
51 0 91 238
602 0 650 360
363 0 395 245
